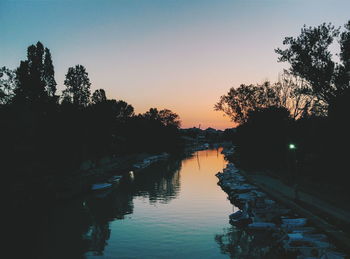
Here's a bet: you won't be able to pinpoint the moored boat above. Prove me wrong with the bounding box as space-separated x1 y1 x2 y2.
91 183 112 191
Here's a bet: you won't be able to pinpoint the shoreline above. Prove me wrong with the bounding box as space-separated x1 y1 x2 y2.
219 151 350 256
239 169 350 254
10 143 222 206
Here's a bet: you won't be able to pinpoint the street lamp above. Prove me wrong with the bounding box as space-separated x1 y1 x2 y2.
288 143 299 201
289 143 296 150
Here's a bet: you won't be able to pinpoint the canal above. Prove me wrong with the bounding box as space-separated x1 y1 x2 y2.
31 148 238 258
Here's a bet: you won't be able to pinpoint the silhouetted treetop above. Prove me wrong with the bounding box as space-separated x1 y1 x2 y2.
43 48 57 98
142 108 181 128
275 21 350 106
215 71 324 124
91 89 107 104
14 41 56 105
62 65 91 107
108 99 134 120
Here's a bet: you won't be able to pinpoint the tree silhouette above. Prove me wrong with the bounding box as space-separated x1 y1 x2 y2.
43 48 57 99
110 100 134 120
215 82 279 124
14 41 52 105
158 109 181 128
235 106 291 170
62 65 91 107
91 89 107 104
3 41 183 210
143 108 181 128
275 21 350 108
0 66 16 105
215 71 326 125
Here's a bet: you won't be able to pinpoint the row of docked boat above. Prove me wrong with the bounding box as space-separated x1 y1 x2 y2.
220 146 235 156
133 152 170 169
216 163 347 258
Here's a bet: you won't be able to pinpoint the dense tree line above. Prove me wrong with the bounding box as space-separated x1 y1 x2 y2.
216 21 350 192
1 42 181 184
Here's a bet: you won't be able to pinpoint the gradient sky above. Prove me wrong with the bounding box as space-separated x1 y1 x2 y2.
1 0 349 129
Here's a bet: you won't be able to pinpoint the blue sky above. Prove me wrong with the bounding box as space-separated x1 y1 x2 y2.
1 0 349 129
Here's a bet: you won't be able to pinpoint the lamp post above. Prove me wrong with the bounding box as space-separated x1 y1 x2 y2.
289 143 299 201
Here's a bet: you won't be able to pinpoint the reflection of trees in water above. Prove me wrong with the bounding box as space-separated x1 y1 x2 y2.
10 159 182 258
215 227 282 259
28 198 94 259
82 159 182 256
83 189 134 255
127 159 182 204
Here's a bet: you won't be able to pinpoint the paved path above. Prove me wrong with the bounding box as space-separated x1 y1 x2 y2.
241 171 350 253
252 174 350 225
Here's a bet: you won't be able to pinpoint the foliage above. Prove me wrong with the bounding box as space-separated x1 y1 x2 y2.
142 108 181 128
221 20 350 193
1 42 182 186
14 41 57 105
235 106 291 169
91 89 107 104
215 82 280 124
215 72 319 124
275 21 350 107
0 66 16 105
62 65 91 107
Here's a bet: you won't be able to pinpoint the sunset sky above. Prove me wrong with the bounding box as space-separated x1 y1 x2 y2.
1 0 349 129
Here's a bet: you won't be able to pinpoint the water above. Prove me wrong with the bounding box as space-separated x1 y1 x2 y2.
24 148 237 259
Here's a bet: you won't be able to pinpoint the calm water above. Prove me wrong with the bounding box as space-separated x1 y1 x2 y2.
31 148 238 259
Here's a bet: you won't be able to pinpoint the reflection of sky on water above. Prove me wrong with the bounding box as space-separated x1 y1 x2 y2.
84 148 234 258
23 148 236 258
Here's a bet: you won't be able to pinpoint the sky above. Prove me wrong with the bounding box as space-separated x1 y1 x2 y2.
1 0 349 129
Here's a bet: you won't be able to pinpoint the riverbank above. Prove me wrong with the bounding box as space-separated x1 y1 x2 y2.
241 170 350 254
9 152 168 206
222 146 350 255
10 142 219 207
216 162 349 257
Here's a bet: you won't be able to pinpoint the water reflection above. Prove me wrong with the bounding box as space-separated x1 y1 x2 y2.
83 190 134 256
14 149 234 259
82 159 182 257
215 226 283 258
125 159 182 204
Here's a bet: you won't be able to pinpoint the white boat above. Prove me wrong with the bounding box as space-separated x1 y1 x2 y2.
283 239 331 254
281 218 307 228
229 210 243 220
287 233 327 242
91 183 112 191
133 159 151 169
290 227 316 233
108 175 122 183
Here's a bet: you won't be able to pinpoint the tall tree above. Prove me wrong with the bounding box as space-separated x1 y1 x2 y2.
215 82 280 124
274 71 324 118
215 72 326 125
275 22 350 107
62 65 91 107
14 41 57 105
43 48 57 98
158 109 181 128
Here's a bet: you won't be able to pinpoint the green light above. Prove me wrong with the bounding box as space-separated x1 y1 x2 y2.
289 144 296 150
